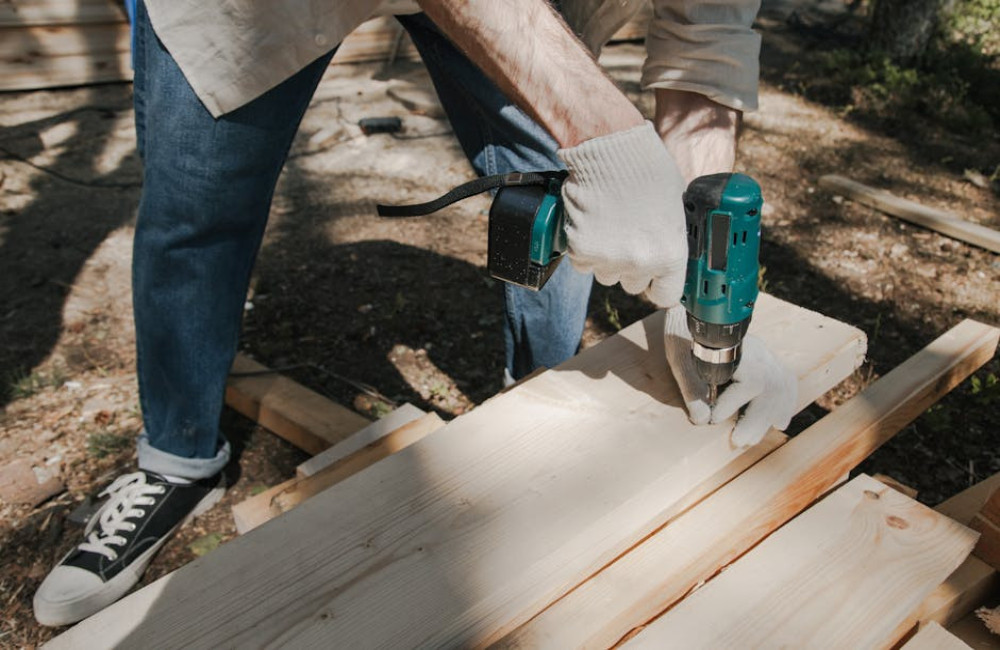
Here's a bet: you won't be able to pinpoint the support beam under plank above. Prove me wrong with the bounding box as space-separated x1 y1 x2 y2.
624 475 978 648
902 622 974 650
296 403 426 478
498 319 999 650
46 295 866 650
225 354 370 456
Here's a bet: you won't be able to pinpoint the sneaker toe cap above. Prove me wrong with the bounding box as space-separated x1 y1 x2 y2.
33 566 106 626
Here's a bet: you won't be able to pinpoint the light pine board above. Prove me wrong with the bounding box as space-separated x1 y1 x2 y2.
625 474 978 649
296 403 425 478
971 486 1000 570
225 354 370 456
232 412 445 534
889 472 1000 645
0 0 125 27
48 294 865 649
819 175 1000 254
500 319 997 650
903 622 973 650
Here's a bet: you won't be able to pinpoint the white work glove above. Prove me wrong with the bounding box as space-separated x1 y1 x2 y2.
664 305 798 447
558 121 688 308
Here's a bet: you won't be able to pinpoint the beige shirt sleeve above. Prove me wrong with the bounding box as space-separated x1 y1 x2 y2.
641 0 762 111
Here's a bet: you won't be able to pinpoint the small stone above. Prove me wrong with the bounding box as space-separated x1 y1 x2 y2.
0 459 65 506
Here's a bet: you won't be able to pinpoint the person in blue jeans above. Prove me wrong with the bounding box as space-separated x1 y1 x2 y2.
35 0 794 626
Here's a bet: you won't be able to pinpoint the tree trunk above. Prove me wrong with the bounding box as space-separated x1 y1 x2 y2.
868 0 944 65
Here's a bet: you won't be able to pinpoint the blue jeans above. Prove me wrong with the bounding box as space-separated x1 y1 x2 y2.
131 5 593 479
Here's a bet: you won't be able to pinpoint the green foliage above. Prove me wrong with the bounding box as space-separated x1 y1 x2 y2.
969 372 1000 406
921 402 952 433
188 532 225 557
87 432 131 459
7 367 68 400
947 0 1000 56
807 46 995 134
603 295 622 331
798 1 999 136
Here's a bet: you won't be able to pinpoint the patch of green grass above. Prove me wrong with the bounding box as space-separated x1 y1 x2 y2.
793 1 1000 138
970 372 1000 406
188 532 225 557
6 367 68 400
87 432 131 459
604 295 622 331
805 47 995 135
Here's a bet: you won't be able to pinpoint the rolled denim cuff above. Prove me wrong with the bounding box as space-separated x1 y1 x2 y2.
137 431 230 480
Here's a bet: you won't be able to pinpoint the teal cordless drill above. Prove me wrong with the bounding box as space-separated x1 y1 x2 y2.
377 171 762 403
679 173 762 405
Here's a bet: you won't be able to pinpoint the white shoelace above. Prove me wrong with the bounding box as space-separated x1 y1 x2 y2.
78 472 166 561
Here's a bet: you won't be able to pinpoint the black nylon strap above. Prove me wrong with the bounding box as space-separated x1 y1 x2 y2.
377 170 566 217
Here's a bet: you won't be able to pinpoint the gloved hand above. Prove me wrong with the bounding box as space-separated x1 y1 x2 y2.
557 121 688 308
664 305 798 447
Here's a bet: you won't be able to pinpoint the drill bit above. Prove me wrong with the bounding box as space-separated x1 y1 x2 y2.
708 383 718 407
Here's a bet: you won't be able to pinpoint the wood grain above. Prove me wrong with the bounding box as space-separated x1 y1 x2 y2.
296 403 425 478
901 622 972 650
47 295 865 650
231 413 445 534
224 354 370 456
499 319 997 650
624 475 978 649
0 0 125 27
889 473 1000 647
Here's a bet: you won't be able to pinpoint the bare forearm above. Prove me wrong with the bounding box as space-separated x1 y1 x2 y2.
416 0 643 147
654 89 741 183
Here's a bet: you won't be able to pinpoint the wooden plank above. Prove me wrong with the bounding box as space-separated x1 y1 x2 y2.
936 474 1000 526
296 403 425 478
624 475 978 649
876 473 919 500
499 319 998 650
231 412 445 534
902 621 973 650
890 474 1000 645
896 556 1000 644
331 15 420 66
0 49 131 91
608 3 651 42
970 515 1000 570
980 488 1000 525
951 610 1000 649
46 294 866 650
819 175 1000 254
225 354 370 457
0 23 129 59
0 0 126 27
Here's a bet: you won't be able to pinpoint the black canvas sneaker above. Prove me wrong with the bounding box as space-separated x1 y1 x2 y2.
33 470 224 626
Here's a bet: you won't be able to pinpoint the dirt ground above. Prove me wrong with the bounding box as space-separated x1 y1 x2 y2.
2 4 999 647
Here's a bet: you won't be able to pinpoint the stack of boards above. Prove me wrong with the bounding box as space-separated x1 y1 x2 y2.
45 294 1000 648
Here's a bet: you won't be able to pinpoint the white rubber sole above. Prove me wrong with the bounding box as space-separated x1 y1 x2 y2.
33 482 225 627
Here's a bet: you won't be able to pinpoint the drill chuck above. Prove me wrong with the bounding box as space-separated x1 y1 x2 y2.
687 313 752 387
